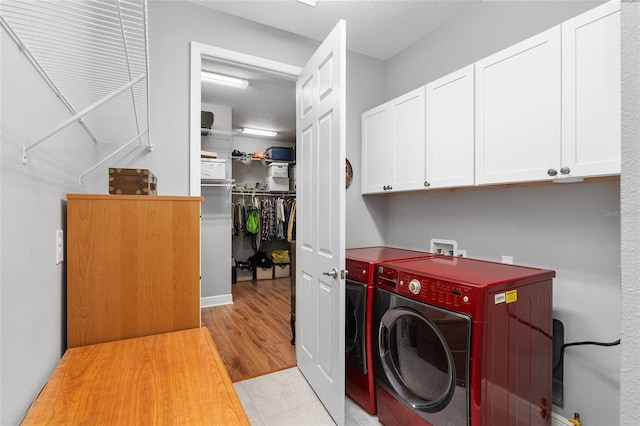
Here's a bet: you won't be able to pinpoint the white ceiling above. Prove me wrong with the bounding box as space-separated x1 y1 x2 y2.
195 0 481 143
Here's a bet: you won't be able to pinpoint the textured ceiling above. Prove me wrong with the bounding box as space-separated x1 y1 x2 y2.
196 0 481 144
191 0 480 61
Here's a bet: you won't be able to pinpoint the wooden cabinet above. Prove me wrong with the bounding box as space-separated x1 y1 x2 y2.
475 27 562 185
561 1 621 179
362 87 426 194
67 194 203 348
425 65 475 189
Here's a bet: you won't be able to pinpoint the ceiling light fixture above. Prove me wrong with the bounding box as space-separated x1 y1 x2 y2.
242 127 277 137
296 0 319 6
201 71 249 89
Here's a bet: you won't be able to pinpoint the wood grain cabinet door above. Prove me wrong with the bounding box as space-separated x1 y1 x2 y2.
67 194 202 348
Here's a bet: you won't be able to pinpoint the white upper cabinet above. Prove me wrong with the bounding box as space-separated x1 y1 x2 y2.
362 87 426 194
561 1 620 179
361 106 393 193
475 27 562 185
425 65 475 189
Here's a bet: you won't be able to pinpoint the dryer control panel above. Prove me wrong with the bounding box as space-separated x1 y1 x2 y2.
346 259 372 284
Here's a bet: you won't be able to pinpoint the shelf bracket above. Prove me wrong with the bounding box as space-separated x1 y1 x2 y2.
23 74 145 165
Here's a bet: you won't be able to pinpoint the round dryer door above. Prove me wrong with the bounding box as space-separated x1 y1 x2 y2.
378 305 470 414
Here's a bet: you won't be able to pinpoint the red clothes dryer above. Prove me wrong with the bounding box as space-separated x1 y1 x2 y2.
374 256 555 426
345 247 434 414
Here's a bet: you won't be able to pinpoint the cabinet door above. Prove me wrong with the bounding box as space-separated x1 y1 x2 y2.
475 27 562 185
391 86 426 192
362 104 393 194
561 1 620 178
426 65 475 189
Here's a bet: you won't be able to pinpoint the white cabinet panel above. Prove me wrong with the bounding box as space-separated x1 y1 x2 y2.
362 106 393 194
561 1 620 179
391 88 426 192
475 27 562 185
426 65 475 189
361 87 425 194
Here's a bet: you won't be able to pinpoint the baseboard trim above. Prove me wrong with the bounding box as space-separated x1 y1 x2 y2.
552 411 573 426
201 294 233 308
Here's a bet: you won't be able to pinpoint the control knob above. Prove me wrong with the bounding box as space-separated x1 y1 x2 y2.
408 279 421 295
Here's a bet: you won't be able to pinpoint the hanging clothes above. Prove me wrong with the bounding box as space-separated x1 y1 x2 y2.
287 200 296 242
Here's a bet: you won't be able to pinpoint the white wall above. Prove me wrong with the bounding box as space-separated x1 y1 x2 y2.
380 2 624 424
1 32 100 424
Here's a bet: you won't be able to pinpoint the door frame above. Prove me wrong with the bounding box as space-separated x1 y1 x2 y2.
188 42 302 197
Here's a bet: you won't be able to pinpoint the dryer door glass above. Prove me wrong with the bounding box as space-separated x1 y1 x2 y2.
379 304 470 414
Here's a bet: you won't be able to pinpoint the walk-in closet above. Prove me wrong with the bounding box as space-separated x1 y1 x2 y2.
198 57 298 382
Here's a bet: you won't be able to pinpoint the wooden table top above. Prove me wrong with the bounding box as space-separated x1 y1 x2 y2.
21 328 250 425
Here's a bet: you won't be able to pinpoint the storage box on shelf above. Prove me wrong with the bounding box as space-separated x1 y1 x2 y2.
201 158 227 180
266 146 294 161
266 176 290 192
267 162 289 178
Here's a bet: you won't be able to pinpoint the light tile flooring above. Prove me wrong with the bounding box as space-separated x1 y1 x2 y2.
234 367 381 425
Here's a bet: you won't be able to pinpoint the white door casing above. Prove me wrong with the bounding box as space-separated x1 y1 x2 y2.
296 20 346 426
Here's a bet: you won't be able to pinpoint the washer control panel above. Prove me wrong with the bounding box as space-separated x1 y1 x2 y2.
377 264 480 316
408 279 421 295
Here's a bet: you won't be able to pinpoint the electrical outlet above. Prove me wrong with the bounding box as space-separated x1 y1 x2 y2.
56 230 64 264
457 249 467 258
502 255 513 264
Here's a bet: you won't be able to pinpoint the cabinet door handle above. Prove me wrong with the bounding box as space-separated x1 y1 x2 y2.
560 166 571 175
424 181 431 188
547 168 558 177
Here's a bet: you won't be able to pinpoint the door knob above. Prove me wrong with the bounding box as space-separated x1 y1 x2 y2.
560 166 571 175
547 168 558 177
322 268 338 279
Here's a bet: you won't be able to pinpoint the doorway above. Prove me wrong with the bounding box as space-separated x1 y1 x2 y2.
190 42 301 382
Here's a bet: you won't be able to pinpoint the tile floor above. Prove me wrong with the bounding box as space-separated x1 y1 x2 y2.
233 367 381 425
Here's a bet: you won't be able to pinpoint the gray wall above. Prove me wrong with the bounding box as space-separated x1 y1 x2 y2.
380 2 624 424
200 103 233 303
386 1 605 99
620 3 640 424
1 31 100 424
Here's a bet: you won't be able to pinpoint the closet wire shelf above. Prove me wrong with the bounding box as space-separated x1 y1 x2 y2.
0 0 152 183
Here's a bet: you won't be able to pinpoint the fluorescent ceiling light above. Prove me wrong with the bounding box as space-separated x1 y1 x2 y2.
242 127 277 137
201 71 248 89
297 0 319 6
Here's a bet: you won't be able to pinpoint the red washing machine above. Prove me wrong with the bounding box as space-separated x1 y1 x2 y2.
345 247 434 414
374 256 555 426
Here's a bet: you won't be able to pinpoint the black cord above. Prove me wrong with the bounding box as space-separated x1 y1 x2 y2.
553 339 620 374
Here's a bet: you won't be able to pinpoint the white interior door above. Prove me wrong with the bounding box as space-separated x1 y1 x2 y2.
296 20 346 426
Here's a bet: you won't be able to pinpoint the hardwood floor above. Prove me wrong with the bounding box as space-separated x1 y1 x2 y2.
202 277 296 382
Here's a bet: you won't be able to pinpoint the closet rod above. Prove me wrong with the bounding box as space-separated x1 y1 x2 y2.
79 130 150 185
0 16 98 144
23 73 145 164
232 191 296 197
